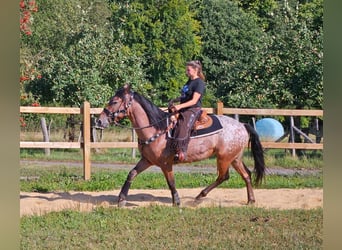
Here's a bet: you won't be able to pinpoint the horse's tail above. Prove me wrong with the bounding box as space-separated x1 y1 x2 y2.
244 123 266 186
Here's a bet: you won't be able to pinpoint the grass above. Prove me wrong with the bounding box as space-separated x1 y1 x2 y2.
20 164 323 249
20 165 322 192
20 206 323 249
20 147 323 169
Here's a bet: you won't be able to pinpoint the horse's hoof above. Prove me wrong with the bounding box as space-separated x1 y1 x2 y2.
247 200 255 205
195 193 205 200
118 199 127 207
172 198 181 207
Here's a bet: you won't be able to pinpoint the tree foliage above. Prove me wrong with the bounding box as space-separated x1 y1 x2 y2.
198 0 271 107
23 0 148 107
108 0 202 104
253 0 323 109
20 0 323 110
197 0 322 109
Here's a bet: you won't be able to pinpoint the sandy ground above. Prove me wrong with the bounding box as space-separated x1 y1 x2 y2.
20 188 323 217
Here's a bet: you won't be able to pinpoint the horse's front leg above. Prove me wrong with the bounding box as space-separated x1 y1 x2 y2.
118 158 151 207
161 166 180 206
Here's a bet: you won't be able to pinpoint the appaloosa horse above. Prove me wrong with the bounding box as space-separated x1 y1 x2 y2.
97 84 266 207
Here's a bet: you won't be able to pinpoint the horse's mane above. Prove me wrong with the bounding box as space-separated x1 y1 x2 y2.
115 88 168 130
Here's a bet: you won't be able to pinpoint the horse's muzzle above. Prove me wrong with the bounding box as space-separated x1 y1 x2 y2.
95 118 108 129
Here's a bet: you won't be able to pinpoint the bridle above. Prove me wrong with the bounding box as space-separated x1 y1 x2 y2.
102 91 134 126
100 91 180 145
102 91 173 132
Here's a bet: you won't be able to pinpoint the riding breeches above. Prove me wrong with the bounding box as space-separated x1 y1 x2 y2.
170 107 201 153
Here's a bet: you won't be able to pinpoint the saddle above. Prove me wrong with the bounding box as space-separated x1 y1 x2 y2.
167 108 221 139
194 110 213 131
167 109 213 137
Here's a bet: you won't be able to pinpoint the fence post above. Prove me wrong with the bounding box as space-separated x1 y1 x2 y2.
82 101 91 180
290 116 296 157
40 117 50 156
132 129 136 158
216 101 223 115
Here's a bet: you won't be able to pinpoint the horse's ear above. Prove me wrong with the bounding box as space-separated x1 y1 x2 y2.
123 84 131 94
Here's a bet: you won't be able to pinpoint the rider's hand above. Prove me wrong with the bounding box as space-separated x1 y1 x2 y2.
168 99 177 113
168 104 177 114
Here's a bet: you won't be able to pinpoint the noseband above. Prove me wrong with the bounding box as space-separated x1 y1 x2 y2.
103 107 126 121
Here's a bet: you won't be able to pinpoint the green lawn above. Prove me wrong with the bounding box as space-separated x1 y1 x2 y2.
20 147 323 249
21 206 323 249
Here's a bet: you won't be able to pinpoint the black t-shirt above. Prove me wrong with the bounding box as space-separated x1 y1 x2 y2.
180 78 205 108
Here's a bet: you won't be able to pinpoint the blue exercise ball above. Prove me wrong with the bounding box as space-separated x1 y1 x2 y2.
255 118 284 142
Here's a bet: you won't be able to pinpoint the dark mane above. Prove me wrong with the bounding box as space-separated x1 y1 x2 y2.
115 88 168 130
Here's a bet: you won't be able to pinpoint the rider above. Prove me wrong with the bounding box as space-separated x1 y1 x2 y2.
168 60 206 162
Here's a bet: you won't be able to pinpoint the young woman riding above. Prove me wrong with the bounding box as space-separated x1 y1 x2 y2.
168 60 206 162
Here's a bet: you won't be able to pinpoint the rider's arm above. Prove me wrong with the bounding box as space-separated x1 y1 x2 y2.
174 92 201 111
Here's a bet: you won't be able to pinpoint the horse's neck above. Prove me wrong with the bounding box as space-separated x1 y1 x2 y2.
129 102 158 139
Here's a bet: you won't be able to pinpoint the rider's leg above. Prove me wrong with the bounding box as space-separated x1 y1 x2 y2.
172 108 201 161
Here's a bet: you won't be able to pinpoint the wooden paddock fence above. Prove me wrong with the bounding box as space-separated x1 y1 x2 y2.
20 102 323 180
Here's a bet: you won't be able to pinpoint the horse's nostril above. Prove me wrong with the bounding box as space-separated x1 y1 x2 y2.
95 119 104 129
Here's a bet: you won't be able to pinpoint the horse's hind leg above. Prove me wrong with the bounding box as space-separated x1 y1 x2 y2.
195 157 230 200
118 158 151 207
232 158 256 204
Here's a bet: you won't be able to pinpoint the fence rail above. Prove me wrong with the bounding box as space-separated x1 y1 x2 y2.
20 102 323 180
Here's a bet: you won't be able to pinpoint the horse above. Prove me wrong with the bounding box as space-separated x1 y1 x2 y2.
96 84 266 207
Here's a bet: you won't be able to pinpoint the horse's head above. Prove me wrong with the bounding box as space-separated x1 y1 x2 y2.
96 84 133 129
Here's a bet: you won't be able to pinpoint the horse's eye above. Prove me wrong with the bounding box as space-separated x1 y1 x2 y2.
109 100 117 105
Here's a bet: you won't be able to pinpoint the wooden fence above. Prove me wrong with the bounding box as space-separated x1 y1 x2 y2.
20 102 323 180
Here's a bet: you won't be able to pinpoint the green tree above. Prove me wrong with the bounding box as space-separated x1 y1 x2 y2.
108 0 202 105
22 0 148 107
29 32 147 107
197 0 270 107
237 0 323 149
20 0 323 110
196 0 322 109
298 0 323 31
254 0 323 109
234 0 278 30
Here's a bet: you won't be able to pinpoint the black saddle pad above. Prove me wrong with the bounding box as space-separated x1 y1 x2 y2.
190 114 223 138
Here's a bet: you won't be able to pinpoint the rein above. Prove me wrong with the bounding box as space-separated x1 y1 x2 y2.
112 117 170 130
